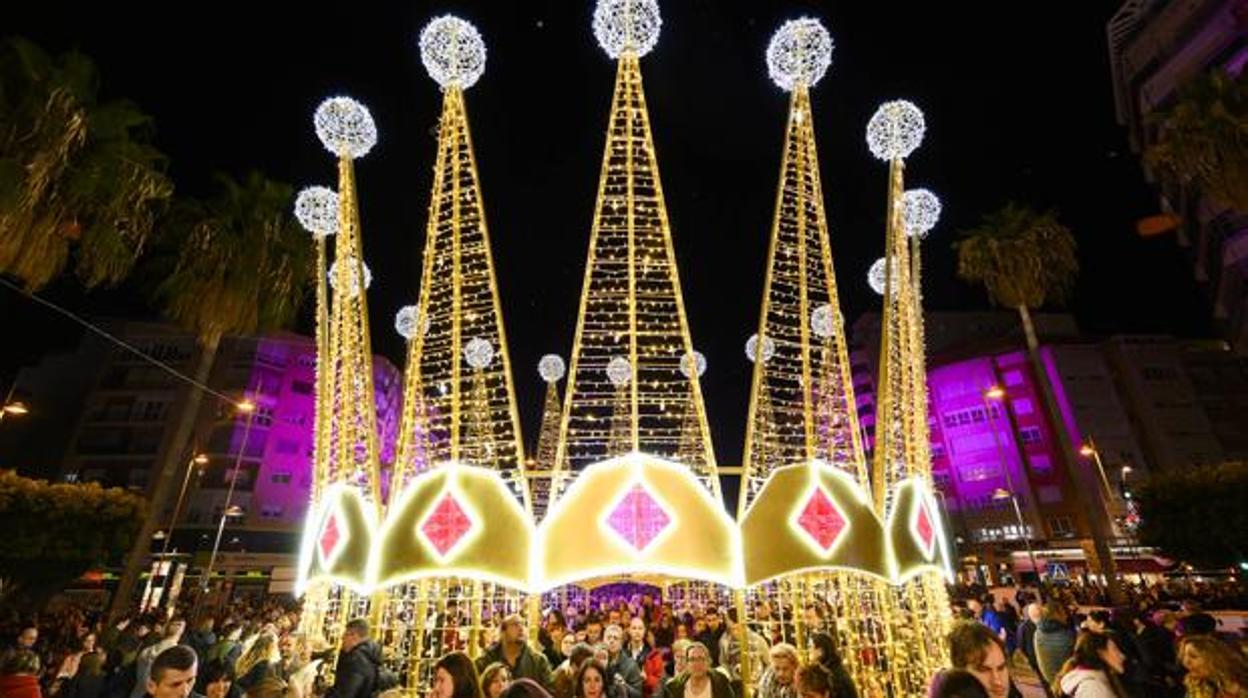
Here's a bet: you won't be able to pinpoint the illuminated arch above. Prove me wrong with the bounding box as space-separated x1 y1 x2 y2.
296 482 378 595
886 476 955 583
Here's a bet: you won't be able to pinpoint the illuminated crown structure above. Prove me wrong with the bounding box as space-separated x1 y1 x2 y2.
295 3 955 696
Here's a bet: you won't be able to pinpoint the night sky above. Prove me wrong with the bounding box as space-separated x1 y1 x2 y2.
2 2 1214 466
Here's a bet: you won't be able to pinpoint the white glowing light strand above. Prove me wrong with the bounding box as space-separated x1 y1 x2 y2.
902 188 942 239
766 18 833 92
745 334 776 364
810 303 839 339
868 257 904 296
538 354 566 383
593 0 661 59
464 337 494 369
419 15 487 90
865 99 925 162
679 350 707 378
328 258 373 297
314 96 378 159
294 186 339 239
395 305 420 340
606 356 633 387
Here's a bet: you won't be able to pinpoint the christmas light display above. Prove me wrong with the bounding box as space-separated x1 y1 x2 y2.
592 0 661 59
328 258 372 297
902 187 941 238
745 333 776 363
765 18 833 92
865 99 925 162
531 355 567 518
538 354 566 383
314 97 377 159
868 256 889 295
678 349 706 378
419 16 487 90
395 305 420 340
295 186 339 238
810 303 838 339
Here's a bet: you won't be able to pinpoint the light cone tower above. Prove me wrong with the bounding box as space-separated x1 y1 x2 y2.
530 354 566 518
865 98 953 692
552 0 720 498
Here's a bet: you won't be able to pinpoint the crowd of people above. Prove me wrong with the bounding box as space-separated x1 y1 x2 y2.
1 579 1244 698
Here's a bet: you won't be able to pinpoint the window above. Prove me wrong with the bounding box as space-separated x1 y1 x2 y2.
261 504 284 519
1019 426 1043 445
253 406 275 427
1028 454 1052 474
943 415 958 428
271 471 293 485
1003 370 1025 387
290 380 314 395
1012 398 1034 416
930 443 946 460
1049 516 1075 537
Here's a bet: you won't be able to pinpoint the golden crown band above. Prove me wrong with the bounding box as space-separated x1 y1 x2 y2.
295 452 953 595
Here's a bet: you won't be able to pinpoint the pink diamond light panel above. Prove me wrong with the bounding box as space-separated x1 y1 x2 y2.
607 484 672 552
421 493 474 557
797 487 847 551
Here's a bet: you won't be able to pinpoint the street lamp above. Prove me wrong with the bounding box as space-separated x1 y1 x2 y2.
160 452 209 558
983 385 1043 586
1 383 29 424
202 398 258 592
1079 436 1119 535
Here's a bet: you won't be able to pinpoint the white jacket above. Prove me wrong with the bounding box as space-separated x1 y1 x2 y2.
1058 668 1117 698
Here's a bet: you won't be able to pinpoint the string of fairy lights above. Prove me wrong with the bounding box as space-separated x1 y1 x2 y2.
292 1 958 695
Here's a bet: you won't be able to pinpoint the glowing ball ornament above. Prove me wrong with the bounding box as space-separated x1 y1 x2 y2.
811 303 839 339
328 258 372 298
538 354 566 383
294 186 339 239
766 18 833 92
745 334 776 364
902 188 941 239
395 305 420 340
866 100 925 162
593 0 661 59
464 337 494 369
679 350 707 378
419 15 487 90
606 356 633 387
868 257 903 296
314 96 377 159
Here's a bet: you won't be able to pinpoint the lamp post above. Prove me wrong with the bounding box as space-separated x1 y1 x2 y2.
159 452 209 558
202 399 256 592
1 383 29 425
983 385 1043 586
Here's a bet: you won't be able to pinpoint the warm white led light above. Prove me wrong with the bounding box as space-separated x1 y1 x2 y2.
810 303 839 338
902 188 941 238
395 305 420 340
679 350 707 378
294 186 339 238
538 354 566 383
766 18 833 92
866 99 925 162
593 0 661 59
745 333 776 364
328 258 372 297
464 337 494 369
419 15 487 90
314 96 378 159
606 356 633 387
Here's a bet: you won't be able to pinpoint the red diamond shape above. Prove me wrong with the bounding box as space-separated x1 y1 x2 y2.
421 493 474 557
797 487 847 551
319 512 342 563
915 501 936 557
607 484 672 551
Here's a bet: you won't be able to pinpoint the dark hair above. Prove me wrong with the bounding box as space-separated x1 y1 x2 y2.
501 678 554 698
481 662 510 696
574 660 607 698
1086 610 1111 627
0 649 40 676
345 618 370 638
808 632 845 672
201 660 234 686
1053 632 1126 698
927 669 989 698
947 621 1004 671
435 651 482 698
796 663 834 697
151 645 198 684
569 643 595 669
79 651 106 678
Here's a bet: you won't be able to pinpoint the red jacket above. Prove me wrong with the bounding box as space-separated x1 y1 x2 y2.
0 674 43 698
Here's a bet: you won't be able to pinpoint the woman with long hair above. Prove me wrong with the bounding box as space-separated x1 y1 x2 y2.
234 631 281 692
481 662 512 698
434 652 483 698
1179 635 1248 698
1055 631 1127 698
573 660 608 698
808 632 857 698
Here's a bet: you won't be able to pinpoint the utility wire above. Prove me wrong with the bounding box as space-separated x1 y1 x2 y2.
1 277 245 407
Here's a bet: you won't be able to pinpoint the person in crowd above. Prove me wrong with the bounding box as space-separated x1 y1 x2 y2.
61 650 107 698
50 632 98 694
434 652 482 698
145 646 198 698
477 615 553 690
585 623 604 648
130 619 186 698
1054 632 1127 698
661 642 731 698
502 678 555 698
692 611 723 667
990 598 1018 655
1179 635 1248 698
574 661 612 698
602 625 642 698
946 620 1021 698
204 623 242 670
326 618 384 698
757 643 799 698
1014 603 1047 697
1131 611 1179 691
1 649 43 698
625 619 650 670
554 644 595 698
794 663 843 698
197 661 233 698
717 608 768 693
542 613 569 669
233 631 280 693
807 633 856 698
183 619 216 667
482 663 513 698
1032 602 1074 688
926 669 989 698
8 623 39 655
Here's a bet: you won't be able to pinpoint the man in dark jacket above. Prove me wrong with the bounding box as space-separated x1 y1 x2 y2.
603 624 643 698
477 615 553 690
327 618 384 698
693 608 725 666
1032 603 1074 688
662 643 732 698
1015 603 1051 697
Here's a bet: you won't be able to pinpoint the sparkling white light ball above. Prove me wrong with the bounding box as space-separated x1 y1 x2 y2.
294 187 338 239
419 16 487 90
745 334 776 364
679 350 707 378
593 0 661 59
328 258 372 298
902 188 941 239
314 96 377 159
464 337 494 369
866 100 925 162
538 354 566 383
766 18 833 92
811 303 838 339
606 356 633 387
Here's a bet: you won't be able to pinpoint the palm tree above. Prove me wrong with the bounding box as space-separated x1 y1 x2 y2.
954 203 1124 603
1146 68 1248 213
108 171 314 621
0 38 173 290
